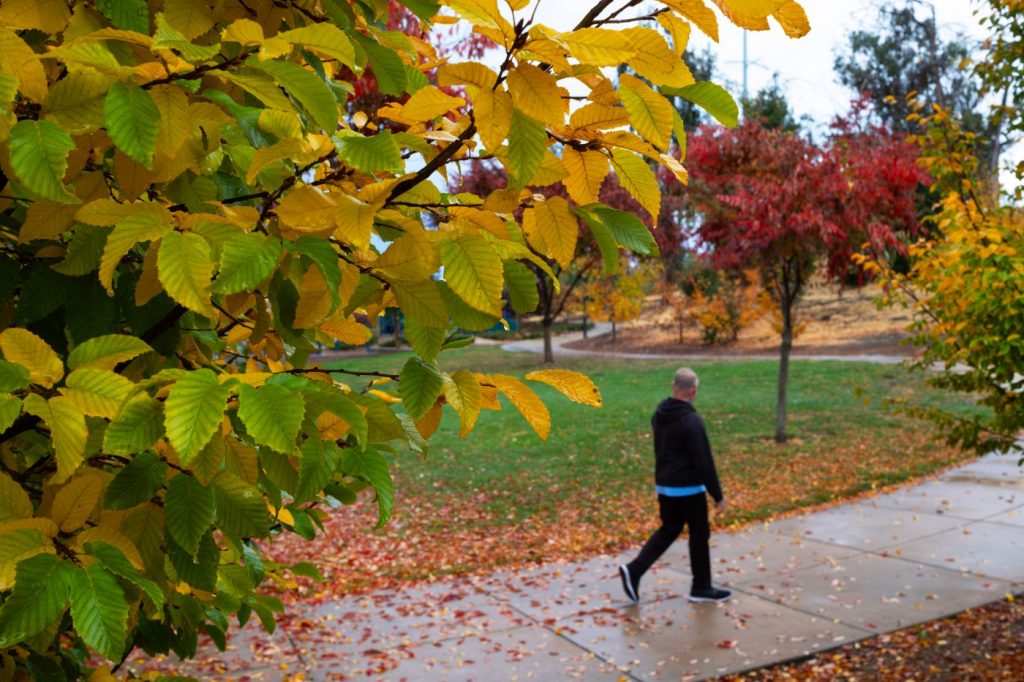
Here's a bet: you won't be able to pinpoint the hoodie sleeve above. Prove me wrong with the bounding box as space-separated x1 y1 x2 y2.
688 415 723 502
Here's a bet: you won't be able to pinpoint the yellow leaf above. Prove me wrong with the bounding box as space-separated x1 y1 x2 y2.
445 369 482 437
489 374 550 440
530 150 568 187
157 230 215 318
663 0 720 42
519 38 573 73
611 149 661 221
375 233 436 282
42 69 112 134
711 0 781 30
401 85 466 122
332 194 377 250
275 184 337 234
317 411 351 440
0 28 48 102
525 369 603 407
163 0 216 39
472 86 512 151
247 138 312 185
0 472 32 522
293 266 334 329
0 328 63 388
0 517 58 537
772 0 810 38
584 75 620 106
76 198 172 227
552 28 636 66
449 206 509 239
319 315 372 345
657 11 693 56
448 0 507 32
618 75 674 152
277 23 356 67
602 130 662 160
221 18 264 44
0 0 70 34
561 148 609 206
149 84 193 165
414 399 444 439
19 199 78 242
482 188 523 214
507 63 566 127
22 395 86 483
75 525 144 569
522 196 578 269
51 473 105 533
437 62 498 90
61 369 135 419
569 103 629 131
135 239 163 306
0 528 53 590
258 109 304 140
100 212 173 294
622 27 694 88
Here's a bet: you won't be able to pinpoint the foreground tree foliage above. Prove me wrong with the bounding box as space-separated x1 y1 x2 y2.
0 0 807 677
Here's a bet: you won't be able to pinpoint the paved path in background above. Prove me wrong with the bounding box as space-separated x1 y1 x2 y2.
139 330 1022 681
499 322 909 364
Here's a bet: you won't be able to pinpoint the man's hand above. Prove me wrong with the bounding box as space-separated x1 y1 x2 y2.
715 498 727 515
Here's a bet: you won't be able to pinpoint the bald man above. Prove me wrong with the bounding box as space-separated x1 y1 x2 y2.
619 368 731 604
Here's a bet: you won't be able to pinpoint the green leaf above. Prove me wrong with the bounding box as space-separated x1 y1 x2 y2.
165 474 214 555
213 233 282 295
157 230 215 317
439 235 503 316
68 334 153 372
438 281 499 331
7 119 78 203
85 541 164 611
357 40 406 96
503 260 540 314
0 554 73 647
296 437 340 503
390 278 448 329
288 561 323 581
166 531 218 591
251 60 338 133
236 384 304 454
52 226 110 276
572 206 620 274
506 109 547 189
403 318 445 363
337 131 403 173
69 564 129 661
212 472 271 539
104 82 160 168
163 369 231 464
0 361 30 392
0 394 20 435
99 212 171 294
674 81 739 128
589 205 660 256
278 23 355 68
103 396 165 455
399 357 444 420
104 452 168 510
96 0 148 32
302 385 368 448
341 447 393 527
288 237 341 305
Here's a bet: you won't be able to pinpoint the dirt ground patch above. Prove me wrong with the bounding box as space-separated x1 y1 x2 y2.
568 280 918 357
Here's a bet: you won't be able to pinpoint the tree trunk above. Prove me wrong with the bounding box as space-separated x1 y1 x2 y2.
774 300 793 444
542 317 554 363
678 316 684 344
611 317 617 345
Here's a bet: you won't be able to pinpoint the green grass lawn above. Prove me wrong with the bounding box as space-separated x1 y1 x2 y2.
322 346 978 527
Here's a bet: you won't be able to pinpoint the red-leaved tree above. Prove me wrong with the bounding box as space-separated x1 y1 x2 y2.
687 116 928 442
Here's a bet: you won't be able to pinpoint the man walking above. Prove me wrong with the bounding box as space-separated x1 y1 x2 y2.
619 367 731 604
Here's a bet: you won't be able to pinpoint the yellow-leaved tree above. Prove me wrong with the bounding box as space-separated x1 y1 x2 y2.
0 0 807 677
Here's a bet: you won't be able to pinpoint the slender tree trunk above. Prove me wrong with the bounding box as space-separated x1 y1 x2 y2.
611 316 617 345
542 316 554 363
775 298 793 444
678 315 684 344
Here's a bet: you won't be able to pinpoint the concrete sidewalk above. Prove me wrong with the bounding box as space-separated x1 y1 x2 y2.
143 453 1024 681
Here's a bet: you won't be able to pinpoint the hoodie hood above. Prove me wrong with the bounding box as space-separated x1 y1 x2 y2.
653 397 695 425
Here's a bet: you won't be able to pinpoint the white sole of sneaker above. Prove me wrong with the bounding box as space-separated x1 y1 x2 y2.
687 595 732 603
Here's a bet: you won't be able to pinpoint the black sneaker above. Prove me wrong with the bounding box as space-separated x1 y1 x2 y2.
618 565 639 603
688 587 731 603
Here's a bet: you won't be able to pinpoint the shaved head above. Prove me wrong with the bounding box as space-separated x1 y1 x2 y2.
673 368 699 396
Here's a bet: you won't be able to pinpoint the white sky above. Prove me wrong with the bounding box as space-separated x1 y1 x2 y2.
529 0 988 128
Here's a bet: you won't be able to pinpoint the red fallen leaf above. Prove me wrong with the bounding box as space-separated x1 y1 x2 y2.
716 639 738 649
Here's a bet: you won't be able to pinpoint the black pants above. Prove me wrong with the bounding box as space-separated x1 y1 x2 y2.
627 493 712 591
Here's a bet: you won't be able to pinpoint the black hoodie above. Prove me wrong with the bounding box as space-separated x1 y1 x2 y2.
651 398 723 502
